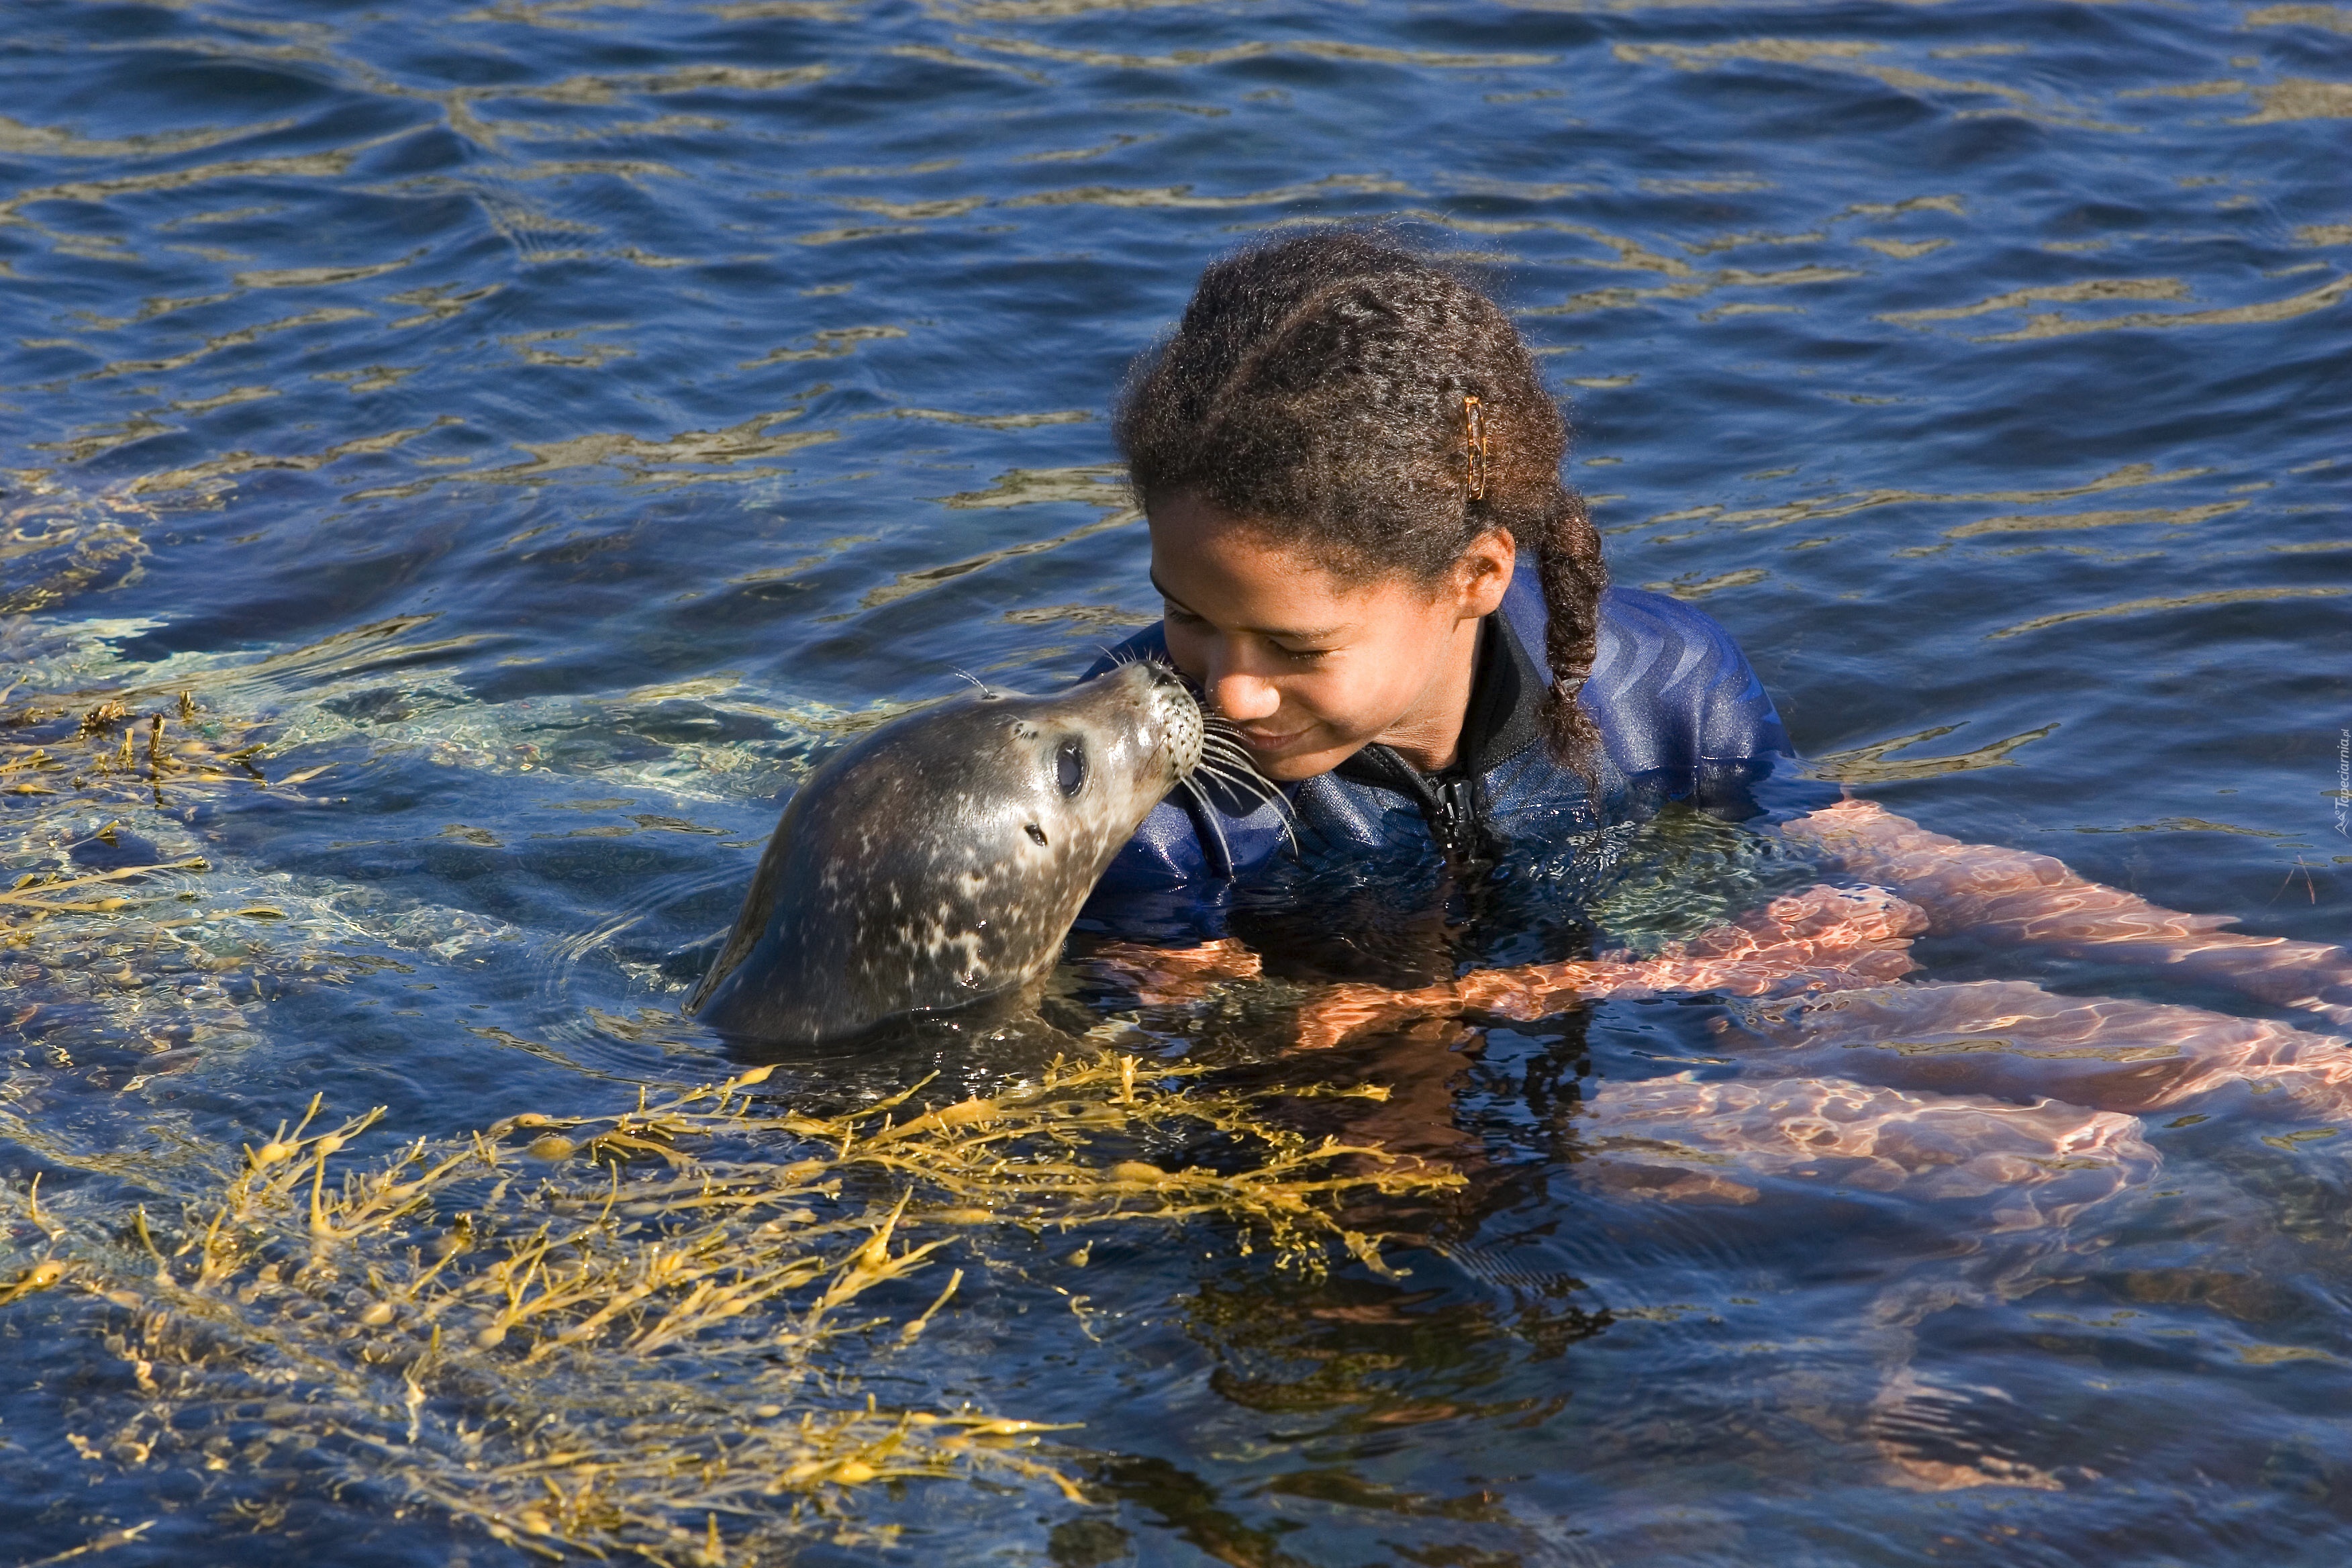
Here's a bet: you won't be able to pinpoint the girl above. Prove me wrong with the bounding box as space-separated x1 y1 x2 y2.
1073 232 2352 1502
1077 230 2352 1039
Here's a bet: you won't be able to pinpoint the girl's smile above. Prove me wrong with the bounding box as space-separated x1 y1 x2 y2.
1146 489 1516 782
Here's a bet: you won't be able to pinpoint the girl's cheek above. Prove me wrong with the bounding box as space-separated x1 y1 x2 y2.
1291 665 1359 720
1159 619 1206 683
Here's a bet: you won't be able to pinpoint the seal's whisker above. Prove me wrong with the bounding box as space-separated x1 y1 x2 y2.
1176 774 1240 874
1194 758 1269 799
1189 763 1298 853
1200 720 1273 765
1201 739 1271 778
1201 718 1258 744
1203 769 1290 822
1195 739 1292 816
949 667 989 693
1174 711 1295 854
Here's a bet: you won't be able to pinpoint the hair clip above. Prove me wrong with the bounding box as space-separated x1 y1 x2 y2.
1463 395 1490 501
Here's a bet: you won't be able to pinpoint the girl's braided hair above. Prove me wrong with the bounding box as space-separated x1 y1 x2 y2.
1114 229 1609 773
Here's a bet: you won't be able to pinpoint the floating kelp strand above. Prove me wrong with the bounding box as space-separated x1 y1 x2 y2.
0 859 211 922
3 682 297 803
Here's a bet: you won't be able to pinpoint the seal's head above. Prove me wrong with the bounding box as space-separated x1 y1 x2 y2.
689 659 1202 1044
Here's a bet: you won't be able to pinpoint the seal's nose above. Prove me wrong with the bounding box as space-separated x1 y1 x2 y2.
1142 659 1190 695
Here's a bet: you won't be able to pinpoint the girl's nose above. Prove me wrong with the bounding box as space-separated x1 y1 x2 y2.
1208 667 1281 723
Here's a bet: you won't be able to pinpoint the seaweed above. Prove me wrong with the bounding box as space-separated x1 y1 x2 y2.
1 1053 1463 1563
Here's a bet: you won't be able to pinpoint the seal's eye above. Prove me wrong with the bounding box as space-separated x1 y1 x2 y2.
1055 738 1086 796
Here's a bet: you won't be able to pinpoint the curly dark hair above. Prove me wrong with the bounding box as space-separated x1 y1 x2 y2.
1114 229 1608 773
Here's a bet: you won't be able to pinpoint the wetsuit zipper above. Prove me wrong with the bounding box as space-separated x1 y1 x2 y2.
1326 614 1527 867
1434 773 1479 865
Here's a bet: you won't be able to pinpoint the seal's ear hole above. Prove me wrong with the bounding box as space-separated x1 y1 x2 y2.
1055 738 1086 796
1025 822 1049 846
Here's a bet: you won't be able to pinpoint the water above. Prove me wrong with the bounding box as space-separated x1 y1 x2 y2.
3 0 2350 1561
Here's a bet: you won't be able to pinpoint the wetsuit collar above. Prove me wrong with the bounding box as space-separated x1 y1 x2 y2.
1332 609 1543 792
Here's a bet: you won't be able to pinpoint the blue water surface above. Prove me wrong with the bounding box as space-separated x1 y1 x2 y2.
3 0 2350 1562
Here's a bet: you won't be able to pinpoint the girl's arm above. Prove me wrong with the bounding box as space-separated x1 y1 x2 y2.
1295 881 1928 1048
1779 799 2352 1025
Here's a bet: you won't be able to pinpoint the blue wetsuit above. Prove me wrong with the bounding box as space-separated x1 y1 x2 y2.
1077 565 1823 967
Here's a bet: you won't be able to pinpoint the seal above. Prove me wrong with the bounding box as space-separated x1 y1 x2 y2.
688 658 1204 1043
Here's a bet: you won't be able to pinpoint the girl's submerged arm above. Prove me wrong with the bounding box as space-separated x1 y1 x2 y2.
1296 881 1930 1049
1779 798 2352 1025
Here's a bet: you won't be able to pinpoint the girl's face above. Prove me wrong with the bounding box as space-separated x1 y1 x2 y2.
1146 490 1514 781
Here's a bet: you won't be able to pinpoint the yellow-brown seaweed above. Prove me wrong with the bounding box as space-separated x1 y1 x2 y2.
1 1053 1463 1563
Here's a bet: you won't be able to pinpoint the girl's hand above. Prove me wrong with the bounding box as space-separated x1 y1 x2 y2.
1081 938 1262 1007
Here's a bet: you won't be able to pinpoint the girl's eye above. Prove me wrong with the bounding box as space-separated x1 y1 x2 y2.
1055 738 1087 795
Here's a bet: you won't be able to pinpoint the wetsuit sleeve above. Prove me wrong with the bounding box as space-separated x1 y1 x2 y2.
1097 798 1216 886
1079 798 1240 942
1577 586 1834 822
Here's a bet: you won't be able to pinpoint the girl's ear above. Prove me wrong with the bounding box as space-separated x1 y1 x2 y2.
1454 529 1517 618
